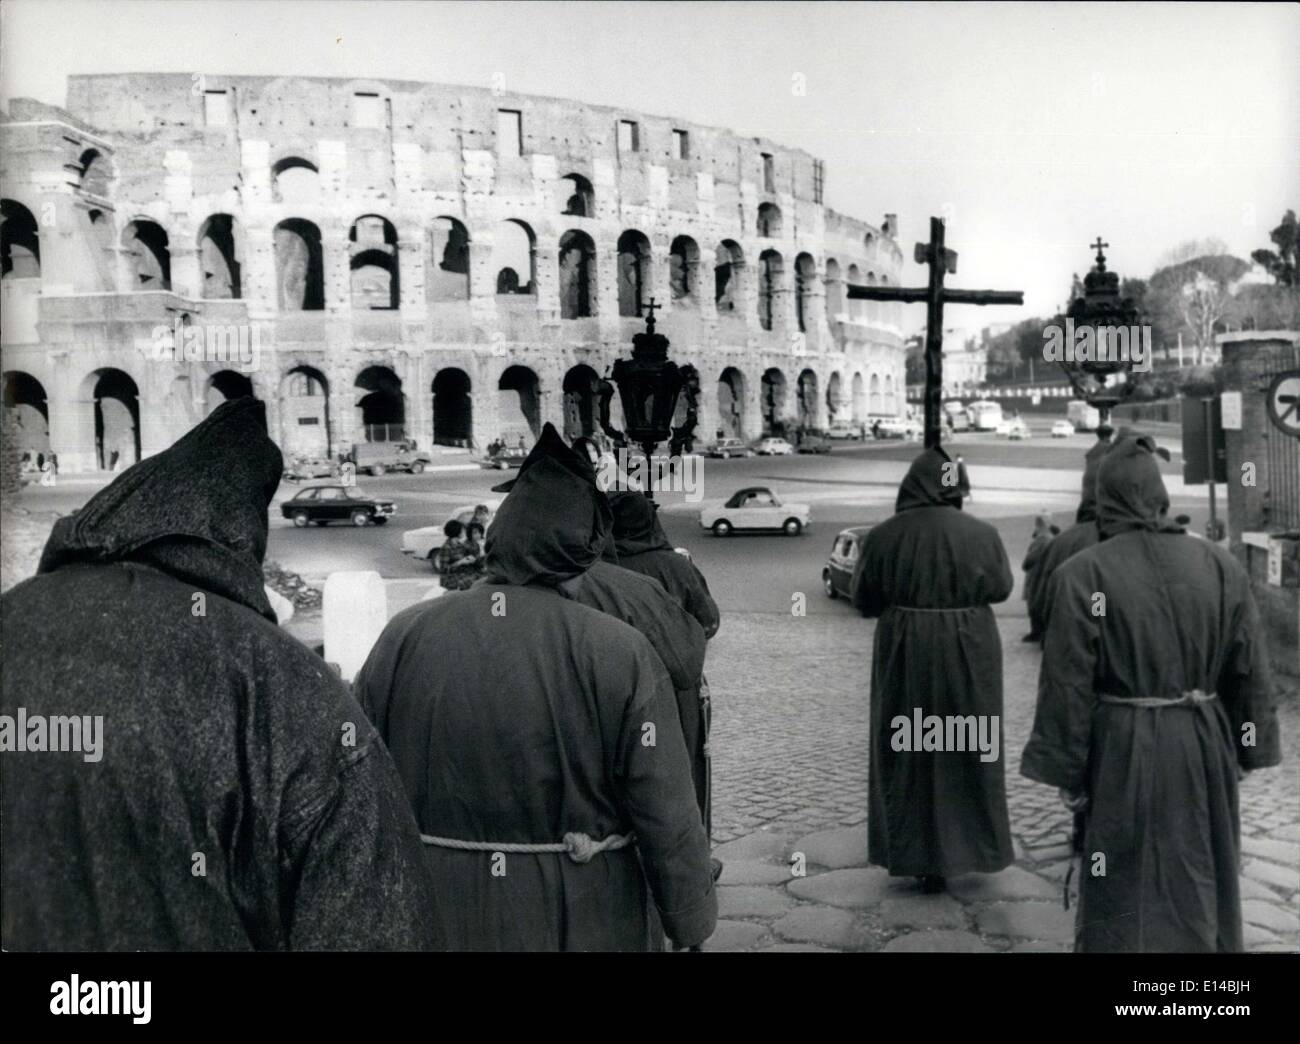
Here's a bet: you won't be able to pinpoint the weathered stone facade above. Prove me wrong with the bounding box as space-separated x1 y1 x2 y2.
1 73 906 471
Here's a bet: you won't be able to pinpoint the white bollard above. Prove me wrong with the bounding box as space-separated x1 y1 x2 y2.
323 571 388 682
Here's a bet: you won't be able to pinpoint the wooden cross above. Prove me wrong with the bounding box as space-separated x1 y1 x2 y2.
847 217 1024 448
640 296 660 330
1090 237 1109 269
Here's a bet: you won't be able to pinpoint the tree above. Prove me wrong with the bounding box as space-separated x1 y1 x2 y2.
1251 209 1298 287
1146 253 1249 365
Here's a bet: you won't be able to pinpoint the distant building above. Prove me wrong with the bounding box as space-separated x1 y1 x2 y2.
941 327 986 397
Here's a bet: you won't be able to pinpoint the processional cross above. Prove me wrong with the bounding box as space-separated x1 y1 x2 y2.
847 217 1024 448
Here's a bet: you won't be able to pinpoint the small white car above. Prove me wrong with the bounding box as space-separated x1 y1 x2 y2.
754 437 795 455
875 417 922 441
699 486 811 536
1051 420 1074 438
826 422 862 440
1006 419 1032 440
401 500 501 562
705 438 753 459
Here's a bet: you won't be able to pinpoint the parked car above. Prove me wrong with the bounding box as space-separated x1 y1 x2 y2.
699 486 810 536
283 456 338 481
1050 420 1074 438
754 437 795 455
1006 418 1032 440
705 438 753 459
944 402 971 432
826 422 862 440
822 525 874 599
402 500 501 563
480 446 529 470
874 417 921 440
281 484 396 527
351 441 433 476
796 435 832 454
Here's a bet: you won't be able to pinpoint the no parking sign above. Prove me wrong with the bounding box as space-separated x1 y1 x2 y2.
1265 370 1300 439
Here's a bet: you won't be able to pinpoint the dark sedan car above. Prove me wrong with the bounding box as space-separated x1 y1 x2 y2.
796 435 832 454
822 524 874 599
281 484 397 527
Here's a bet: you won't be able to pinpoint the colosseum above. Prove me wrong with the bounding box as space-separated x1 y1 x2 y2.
1 73 907 472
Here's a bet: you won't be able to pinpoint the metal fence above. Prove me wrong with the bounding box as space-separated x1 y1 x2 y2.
1262 352 1300 533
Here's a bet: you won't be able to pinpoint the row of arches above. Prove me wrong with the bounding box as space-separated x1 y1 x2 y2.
4 361 903 470
2 198 898 329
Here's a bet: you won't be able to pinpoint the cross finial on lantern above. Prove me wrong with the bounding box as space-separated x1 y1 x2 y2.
640 296 659 332
1091 237 1110 271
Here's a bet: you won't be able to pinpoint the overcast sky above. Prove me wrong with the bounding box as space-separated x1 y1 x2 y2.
2 0 1296 332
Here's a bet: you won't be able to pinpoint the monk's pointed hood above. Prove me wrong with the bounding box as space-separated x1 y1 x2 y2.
1096 435 1178 539
609 490 672 557
896 447 964 512
484 423 612 586
37 397 282 620
1075 439 1109 523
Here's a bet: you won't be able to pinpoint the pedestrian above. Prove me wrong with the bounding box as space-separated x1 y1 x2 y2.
355 425 717 951
851 446 1015 893
436 519 482 591
610 490 721 833
1 398 436 950
1021 435 1280 952
1021 512 1056 642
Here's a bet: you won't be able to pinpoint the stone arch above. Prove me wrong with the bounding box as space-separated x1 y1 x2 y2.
826 371 844 422
869 372 883 414
77 148 111 196
559 173 594 217
428 216 470 301
349 214 399 310
670 235 700 305
492 219 536 295
797 368 818 430
355 365 406 442
280 365 331 457
758 249 784 332
851 371 866 423
82 367 141 470
432 367 473 447
824 258 843 320
2 370 50 456
1 200 40 279
274 218 324 310
271 156 321 206
885 374 896 415
197 214 242 299
714 240 745 314
122 219 171 291
617 229 652 317
761 367 788 434
846 264 862 322
498 365 541 443
558 229 597 319
794 253 815 333
757 202 782 238
206 370 256 415
716 367 747 439
562 364 601 441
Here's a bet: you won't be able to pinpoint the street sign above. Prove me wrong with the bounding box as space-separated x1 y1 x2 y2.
1265 370 1300 439
1182 396 1227 484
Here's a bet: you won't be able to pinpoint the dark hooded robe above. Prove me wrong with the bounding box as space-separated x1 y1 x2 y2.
851 448 1015 878
355 427 716 951
1020 436 1281 952
1022 515 1055 638
0 399 436 951
1029 438 1110 636
609 490 720 833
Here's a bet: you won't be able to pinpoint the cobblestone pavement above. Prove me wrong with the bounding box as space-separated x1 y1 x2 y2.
704 612 1300 952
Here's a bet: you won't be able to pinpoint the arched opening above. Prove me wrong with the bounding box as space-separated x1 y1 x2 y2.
1 200 41 279
865 271 878 324
716 367 747 440
757 202 782 238
89 368 140 470
864 232 876 255
559 173 594 217
617 229 651 317
761 367 787 435
558 229 597 319
432 368 472 447
498 365 540 444
355 366 405 442
77 149 110 196
197 214 242 299
206 370 255 414
824 258 843 321
428 217 470 301
274 218 324 310
869 373 883 415
2 371 50 458
123 220 171 291
561 365 600 441
281 366 331 457
797 369 818 431
826 371 844 423
670 235 700 305
795 253 815 333
758 249 783 331
271 157 321 206
714 240 744 314
885 374 896 415
851 372 866 423
846 264 862 322
350 215 399 310
492 219 535 295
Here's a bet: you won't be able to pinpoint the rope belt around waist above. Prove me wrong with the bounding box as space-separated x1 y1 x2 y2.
889 604 981 613
419 831 634 864
1099 690 1217 708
